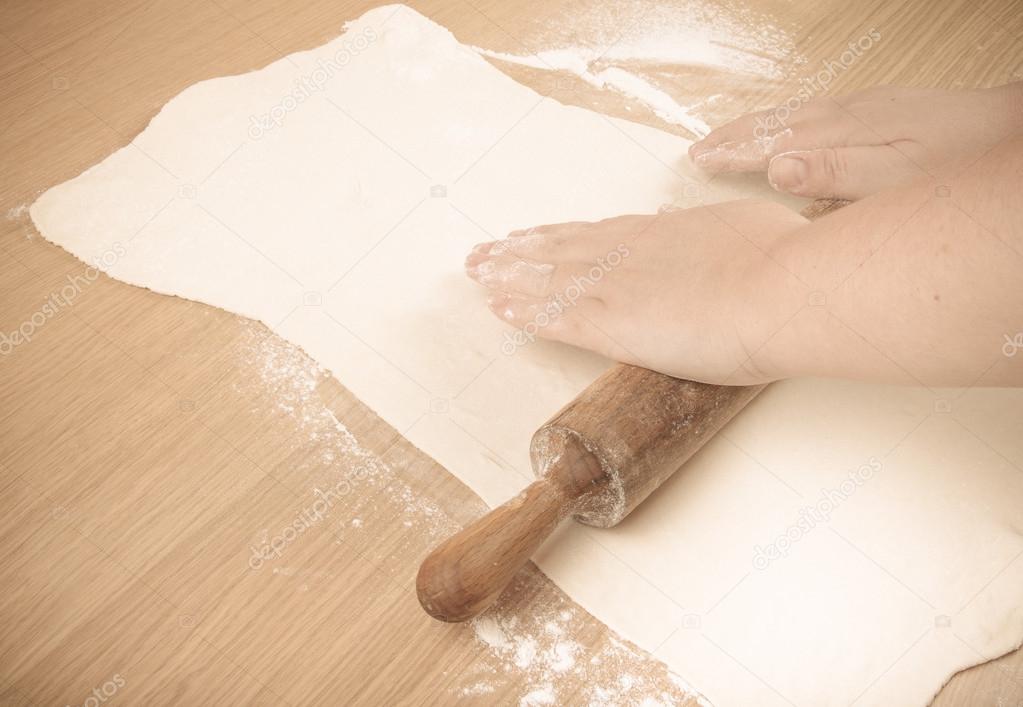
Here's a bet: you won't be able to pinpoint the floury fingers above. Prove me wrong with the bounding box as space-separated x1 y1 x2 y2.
492 244 631 356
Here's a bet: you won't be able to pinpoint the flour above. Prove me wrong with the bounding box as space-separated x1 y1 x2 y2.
475 47 711 137
6 203 29 220
6 202 35 239
521 686 556 705
533 1 800 78
235 322 457 545
473 615 512 651
464 579 705 706
473 0 801 138
458 681 496 697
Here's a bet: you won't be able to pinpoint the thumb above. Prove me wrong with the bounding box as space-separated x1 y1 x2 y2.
767 145 925 200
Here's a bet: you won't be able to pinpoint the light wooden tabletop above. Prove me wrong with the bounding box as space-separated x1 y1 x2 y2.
1 0 1021 705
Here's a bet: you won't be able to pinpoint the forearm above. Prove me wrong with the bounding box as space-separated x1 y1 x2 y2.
758 133 1023 386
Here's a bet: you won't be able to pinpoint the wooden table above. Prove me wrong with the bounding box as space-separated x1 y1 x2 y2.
1 0 1021 704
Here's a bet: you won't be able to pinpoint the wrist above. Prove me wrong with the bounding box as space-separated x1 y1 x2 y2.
731 214 817 383
744 211 873 382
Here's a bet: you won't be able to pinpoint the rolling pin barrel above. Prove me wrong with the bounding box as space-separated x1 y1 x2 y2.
417 364 764 622
531 365 764 527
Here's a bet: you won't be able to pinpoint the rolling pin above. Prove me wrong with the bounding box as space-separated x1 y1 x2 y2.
417 365 764 621
416 198 848 623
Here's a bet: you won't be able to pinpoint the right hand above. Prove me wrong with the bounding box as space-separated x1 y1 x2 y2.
688 83 1023 200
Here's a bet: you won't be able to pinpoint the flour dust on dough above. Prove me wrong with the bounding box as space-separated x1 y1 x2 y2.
30 6 1023 706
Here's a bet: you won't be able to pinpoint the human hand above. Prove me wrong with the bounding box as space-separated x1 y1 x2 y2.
464 199 811 385
688 83 1022 200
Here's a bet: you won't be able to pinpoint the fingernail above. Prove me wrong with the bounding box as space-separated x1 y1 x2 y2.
465 243 494 269
691 145 729 173
768 153 808 192
486 292 512 318
466 259 493 281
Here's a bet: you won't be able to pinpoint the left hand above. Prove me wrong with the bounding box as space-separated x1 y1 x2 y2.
464 199 811 385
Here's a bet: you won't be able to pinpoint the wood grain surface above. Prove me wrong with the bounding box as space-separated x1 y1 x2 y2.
2 0 1022 705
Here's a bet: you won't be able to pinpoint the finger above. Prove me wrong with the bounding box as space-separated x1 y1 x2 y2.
688 93 859 159
486 292 607 349
471 229 631 270
691 111 881 174
688 108 775 156
466 257 555 297
465 234 567 268
467 222 595 268
767 145 926 200
507 221 592 238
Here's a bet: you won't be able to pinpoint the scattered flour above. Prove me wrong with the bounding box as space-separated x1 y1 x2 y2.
6 202 35 239
523 1 800 78
474 615 512 651
475 47 711 137
6 204 29 220
461 575 707 706
459 681 497 697
235 323 460 568
522 686 556 705
474 0 803 138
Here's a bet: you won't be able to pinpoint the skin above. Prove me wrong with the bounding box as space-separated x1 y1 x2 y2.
689 83 1023 200
465 83 1023 387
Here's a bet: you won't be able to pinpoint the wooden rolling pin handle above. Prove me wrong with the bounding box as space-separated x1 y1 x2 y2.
416 435 604 622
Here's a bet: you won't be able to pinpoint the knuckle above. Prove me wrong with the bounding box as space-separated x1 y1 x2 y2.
819 148 850 186
508 235 557 260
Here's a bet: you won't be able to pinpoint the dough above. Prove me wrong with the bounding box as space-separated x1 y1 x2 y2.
30 6 1023 705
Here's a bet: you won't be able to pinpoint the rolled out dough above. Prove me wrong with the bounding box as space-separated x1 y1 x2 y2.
30 6 1023 706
